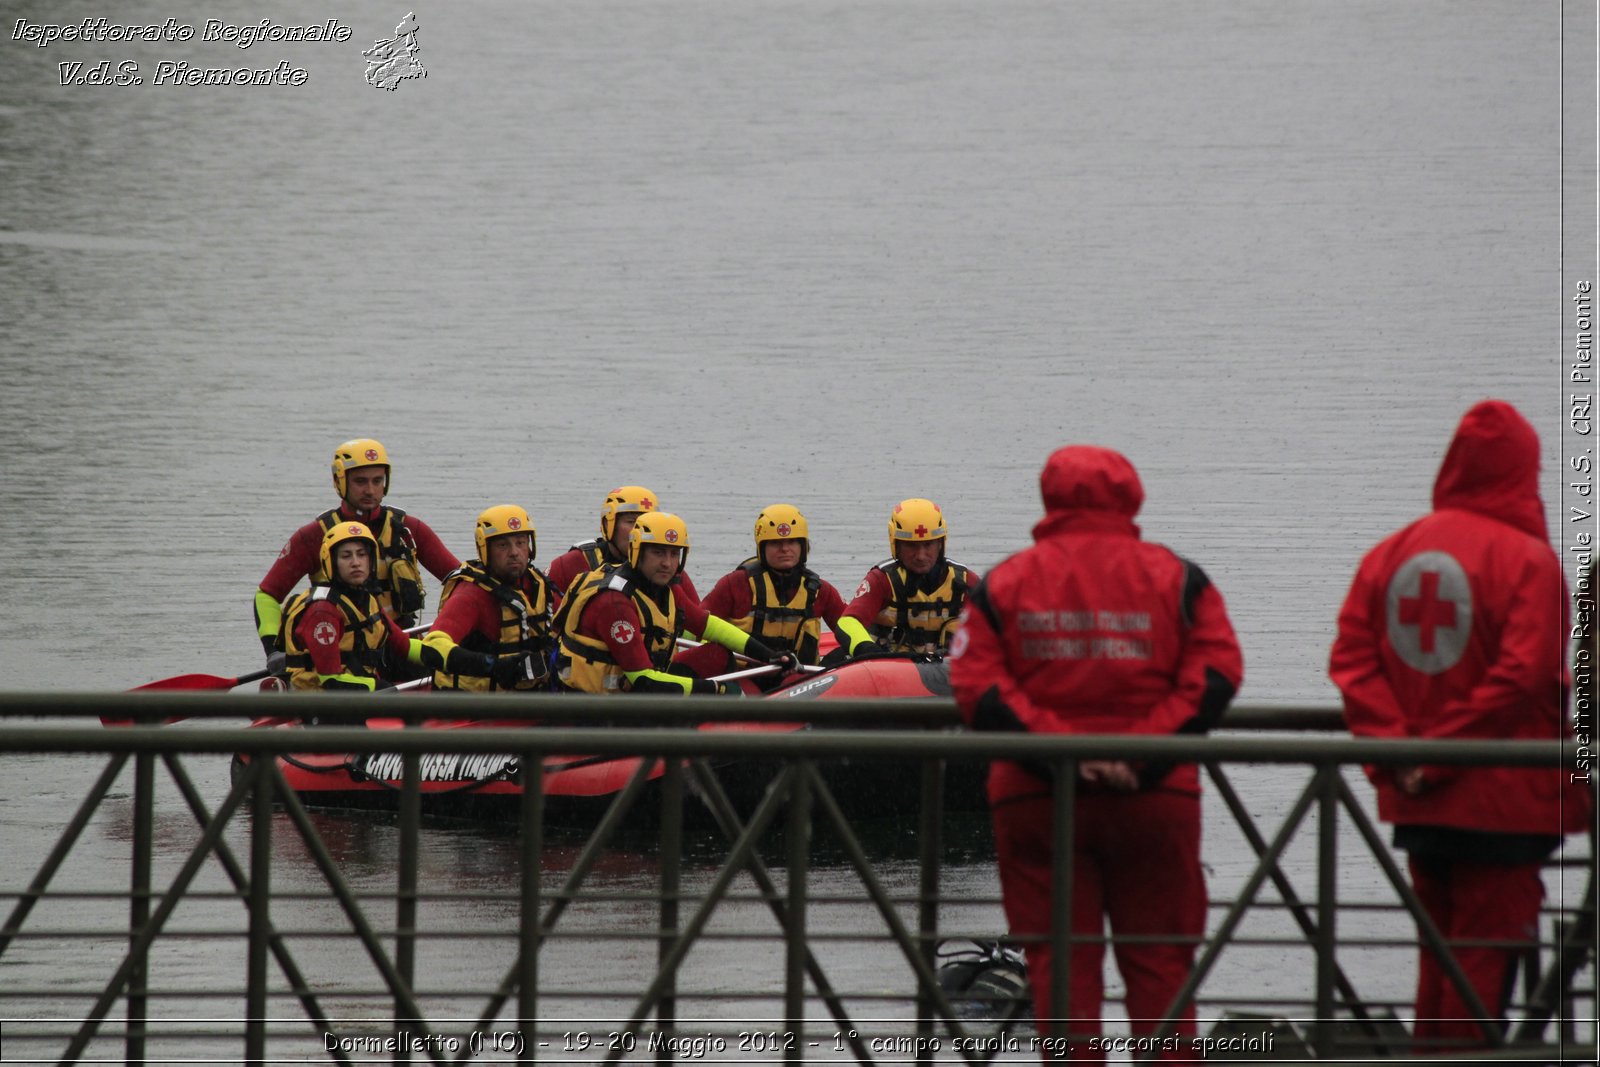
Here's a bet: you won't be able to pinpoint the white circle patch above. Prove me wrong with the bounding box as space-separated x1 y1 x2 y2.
312 620 339 647
1385 550 1472 675
609 620 637 645
947 626 969 660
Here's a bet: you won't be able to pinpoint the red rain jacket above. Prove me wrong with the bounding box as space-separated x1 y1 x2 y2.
1329 400 1591 835
949 445 1244 802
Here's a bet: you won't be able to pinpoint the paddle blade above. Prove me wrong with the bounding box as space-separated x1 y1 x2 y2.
133 673 246 692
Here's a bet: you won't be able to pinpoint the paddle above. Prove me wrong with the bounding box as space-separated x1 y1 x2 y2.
709 663 784 685
132 667 274 693
676 637 825 673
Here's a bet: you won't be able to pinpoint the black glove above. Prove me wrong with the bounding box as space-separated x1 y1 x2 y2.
743 637 797 670
690 678 741 696
851 640 888 659
491 653 540 688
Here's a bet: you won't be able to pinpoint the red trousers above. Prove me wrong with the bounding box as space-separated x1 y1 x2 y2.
1407 854 1543 1051
991 787 1206 1063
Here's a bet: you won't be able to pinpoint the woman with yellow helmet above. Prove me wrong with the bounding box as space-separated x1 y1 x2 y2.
546 485 702 607
279 522 425 692
254 438 461 676
554 512 795 694
420 505 557 691
672 504 852 689
838 498 981 657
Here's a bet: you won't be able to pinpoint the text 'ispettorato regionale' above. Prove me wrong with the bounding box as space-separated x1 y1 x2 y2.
12 18 353 87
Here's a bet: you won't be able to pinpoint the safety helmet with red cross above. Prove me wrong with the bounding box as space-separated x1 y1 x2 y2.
474 504 536 562
331 439 391 500
318 522 379 582
628 511 689 569
754 504 810 566
887 498 947 560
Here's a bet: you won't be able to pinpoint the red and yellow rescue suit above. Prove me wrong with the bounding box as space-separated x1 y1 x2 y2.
256 503 459 649
281 582 420 692
421 560 556 691
555 563 764 695
547 537 699 609
841 557 979 654
672 559 851 683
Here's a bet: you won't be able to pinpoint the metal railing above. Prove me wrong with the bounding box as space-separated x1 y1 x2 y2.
0 691 1593 1064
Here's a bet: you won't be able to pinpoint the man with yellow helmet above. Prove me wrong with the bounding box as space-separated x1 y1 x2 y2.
280 522 425 691
673 504 851 688
255 438 460 675
420 505 557 691
546 486 700 607
555 512 794 694
838 498 981 657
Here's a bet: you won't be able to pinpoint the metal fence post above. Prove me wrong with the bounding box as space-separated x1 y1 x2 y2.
397 747 421 1064
658 758 684 1061
519 751 544 1063
785 760 812 1064
1312 762 1338 1057
1050 759 1077 1050
129 748 154 1066
247 750 274 1062
916 755 945 1063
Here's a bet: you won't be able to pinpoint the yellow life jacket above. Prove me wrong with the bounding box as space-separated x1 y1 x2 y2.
869 558 975 654
280 584 389 690
567 536 624 574
315 506 427 625
730 558 824 664
554 564 682 693
431 561 554 692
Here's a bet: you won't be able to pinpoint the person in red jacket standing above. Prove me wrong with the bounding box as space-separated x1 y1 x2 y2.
949 445 1243 1061
1328 399 1592 1052
254 438 460 674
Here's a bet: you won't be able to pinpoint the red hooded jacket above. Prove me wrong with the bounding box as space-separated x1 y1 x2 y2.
949 446 1245 802
1329 400 1590 835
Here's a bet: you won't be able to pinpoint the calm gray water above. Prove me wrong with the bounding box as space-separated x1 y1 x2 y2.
1 0 1593 1060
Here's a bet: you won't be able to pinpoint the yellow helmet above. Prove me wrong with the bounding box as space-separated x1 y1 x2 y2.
628 511 690 569
474 504 536 562
319 521 379 580
754 503 809 565
331 438 391 499
600 485 659 541
888 498 947 557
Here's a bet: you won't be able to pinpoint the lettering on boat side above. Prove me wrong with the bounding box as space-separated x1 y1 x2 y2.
355 752 518 783
772 674 836 700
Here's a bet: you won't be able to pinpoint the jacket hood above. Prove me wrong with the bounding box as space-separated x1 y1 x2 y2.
1432 400 1547 539
1033 445 1144 540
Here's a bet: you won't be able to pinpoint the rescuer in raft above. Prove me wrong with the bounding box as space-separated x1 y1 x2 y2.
837 498 981 658
670 504 852 690
255 438 459 675
280 521 425 692
420 504 557 692
554 511 795 694
546 485 700 607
